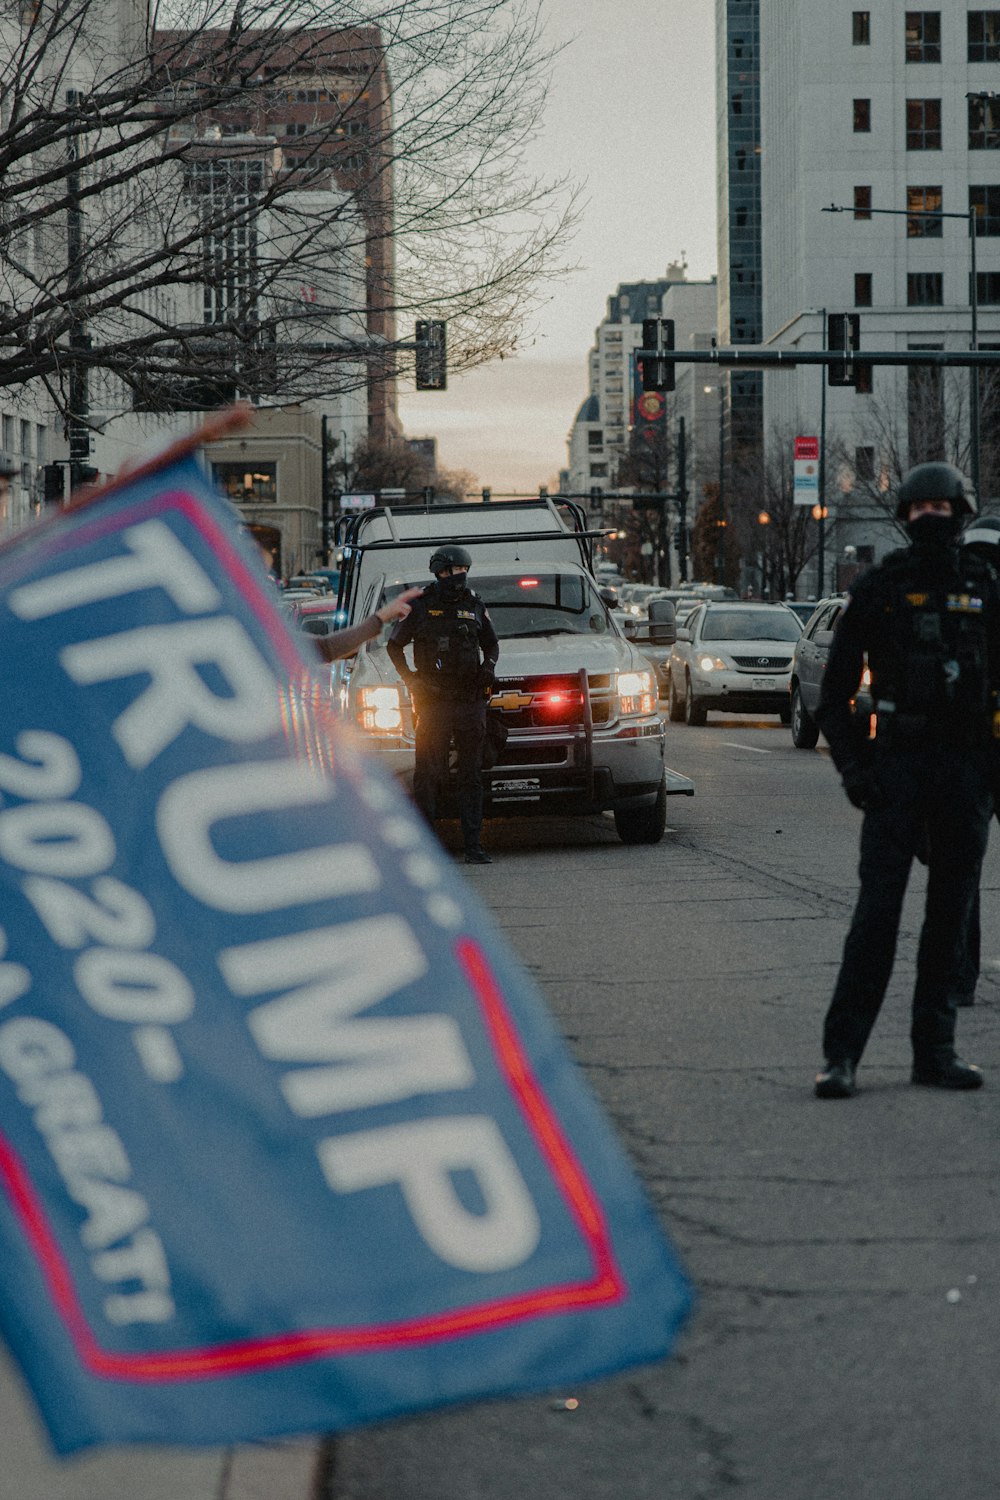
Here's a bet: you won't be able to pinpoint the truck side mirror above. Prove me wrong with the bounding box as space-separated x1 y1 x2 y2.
647 598 677 645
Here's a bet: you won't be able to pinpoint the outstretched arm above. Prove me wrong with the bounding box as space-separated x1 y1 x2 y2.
315 587 423 664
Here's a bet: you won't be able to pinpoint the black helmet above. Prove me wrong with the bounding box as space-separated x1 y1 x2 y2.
961 513 1000 558
428 543 472 575
895 462 975 520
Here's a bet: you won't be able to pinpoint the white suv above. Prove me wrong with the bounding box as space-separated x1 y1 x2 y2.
667 602 803 725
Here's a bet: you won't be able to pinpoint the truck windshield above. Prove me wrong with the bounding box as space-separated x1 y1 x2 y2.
476 574 610 638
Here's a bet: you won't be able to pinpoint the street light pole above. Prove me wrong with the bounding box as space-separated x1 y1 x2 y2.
823 201 983 503
715 380 726 585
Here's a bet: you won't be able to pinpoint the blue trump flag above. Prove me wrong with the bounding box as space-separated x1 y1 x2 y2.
0 420 691 1454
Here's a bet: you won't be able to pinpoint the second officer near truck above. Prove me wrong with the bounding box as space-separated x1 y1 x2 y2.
387 544 500 865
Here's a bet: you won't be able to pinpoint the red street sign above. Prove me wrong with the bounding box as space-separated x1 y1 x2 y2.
794 436 819 461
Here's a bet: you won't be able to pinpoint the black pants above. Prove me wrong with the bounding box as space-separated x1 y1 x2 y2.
412 694 487 851
822 743 992 1069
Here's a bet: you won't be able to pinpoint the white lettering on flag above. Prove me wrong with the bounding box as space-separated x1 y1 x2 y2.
221 917 470 1116
319 1118 541 1273
8 519 221 620
157 760 380 912
61 619 281 768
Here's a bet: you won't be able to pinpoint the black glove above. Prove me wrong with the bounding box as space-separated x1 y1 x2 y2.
477 664 497 697
841 760 881 811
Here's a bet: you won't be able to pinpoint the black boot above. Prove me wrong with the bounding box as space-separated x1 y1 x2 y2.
815 1059 857 1099
911 1057 983 1089
464 846 492 865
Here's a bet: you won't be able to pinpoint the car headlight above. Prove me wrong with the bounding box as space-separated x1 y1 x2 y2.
697 655 730 672
618 670 655 716
358 685 403 733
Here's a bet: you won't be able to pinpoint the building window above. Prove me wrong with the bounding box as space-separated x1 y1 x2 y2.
212 462 277 504
587 430 604 450
907 185 943 235
589 463 608 479
2 416 12 452
19 420 30 458
971 184 1000 234
969 95 1000 148
975 272 1000 303
854 185 872 219
852 11 870 44
905 12 941 61
969 11 1000 61
853 98 871 132
907 271 944 305
855 446 876 481
906 98 941 149
854 272 873 306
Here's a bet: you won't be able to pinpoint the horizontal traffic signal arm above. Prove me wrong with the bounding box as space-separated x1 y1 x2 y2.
634 347 1000 369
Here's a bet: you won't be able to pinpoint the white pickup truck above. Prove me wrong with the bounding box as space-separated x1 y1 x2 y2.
328 497 694 843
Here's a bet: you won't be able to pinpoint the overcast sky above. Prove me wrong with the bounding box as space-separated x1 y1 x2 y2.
397 0 718 495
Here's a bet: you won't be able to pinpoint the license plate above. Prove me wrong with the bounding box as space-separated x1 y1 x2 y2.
751 677 775 691
492 777 541 793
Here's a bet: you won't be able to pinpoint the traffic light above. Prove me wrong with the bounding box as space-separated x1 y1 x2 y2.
414 320 447 390
828 313 861 387
639 319 675 393
70 461 98 489
42 464 64 504
481 487 492 503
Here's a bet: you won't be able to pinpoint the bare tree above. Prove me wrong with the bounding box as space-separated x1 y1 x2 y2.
829 365 1000 526
0 0 576 425
613 406 673 584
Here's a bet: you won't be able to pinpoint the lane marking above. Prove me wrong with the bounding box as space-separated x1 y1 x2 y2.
720 741 773 755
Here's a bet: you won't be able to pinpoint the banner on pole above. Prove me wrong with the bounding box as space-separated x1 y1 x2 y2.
0 424 691 1454
793 437 821 507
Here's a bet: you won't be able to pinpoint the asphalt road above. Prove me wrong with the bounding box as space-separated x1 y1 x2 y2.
331 713 1000 1500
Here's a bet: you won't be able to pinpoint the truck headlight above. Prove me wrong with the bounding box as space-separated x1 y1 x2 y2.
618 670 655 716
358 685 403 733
697 655 730 672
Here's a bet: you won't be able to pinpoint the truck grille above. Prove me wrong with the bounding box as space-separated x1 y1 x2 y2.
490 673 615 729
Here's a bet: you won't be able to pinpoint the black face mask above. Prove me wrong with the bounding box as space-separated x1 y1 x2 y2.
905 513 961 549
436 572 468 598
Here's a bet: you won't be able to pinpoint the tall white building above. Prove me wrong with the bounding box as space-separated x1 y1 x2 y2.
565 266 720 499
760 2 1000 578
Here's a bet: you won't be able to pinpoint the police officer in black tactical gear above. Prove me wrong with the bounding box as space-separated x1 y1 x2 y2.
387 544 500 865
814 461 1000 1099
950 514 1000 1006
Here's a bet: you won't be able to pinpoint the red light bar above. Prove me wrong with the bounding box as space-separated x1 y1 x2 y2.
518 578 540 588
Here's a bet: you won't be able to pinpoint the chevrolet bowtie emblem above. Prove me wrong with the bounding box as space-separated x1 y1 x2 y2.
491 691 534 711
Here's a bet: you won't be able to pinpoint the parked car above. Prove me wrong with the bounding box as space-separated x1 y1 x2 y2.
789 595 873 749
667 601 803 725
783 599 820 628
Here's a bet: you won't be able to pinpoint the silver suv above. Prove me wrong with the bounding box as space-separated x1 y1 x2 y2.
667 601 803 724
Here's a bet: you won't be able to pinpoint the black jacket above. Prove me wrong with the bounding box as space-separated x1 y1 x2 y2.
387 582 499 697
818 541 1000 773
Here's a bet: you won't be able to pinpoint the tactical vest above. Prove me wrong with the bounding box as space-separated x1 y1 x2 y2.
874 550 992 727
412 587 482 695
